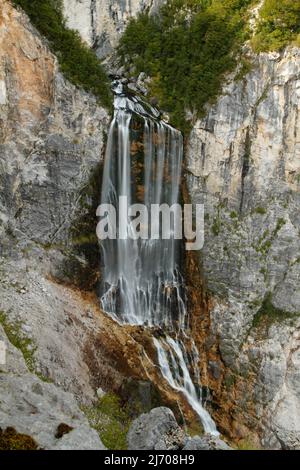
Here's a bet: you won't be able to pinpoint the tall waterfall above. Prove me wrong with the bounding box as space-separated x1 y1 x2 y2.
99 80 218 435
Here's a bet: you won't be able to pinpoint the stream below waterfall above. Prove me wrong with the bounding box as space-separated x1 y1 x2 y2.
98 80 218 436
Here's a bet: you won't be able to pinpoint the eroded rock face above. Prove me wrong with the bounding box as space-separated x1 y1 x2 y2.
0 325 106 450
186 47 300 449
0 1 109 287
0 2 204 438
63 0 164 59
127 407 187 450
127 407 232 450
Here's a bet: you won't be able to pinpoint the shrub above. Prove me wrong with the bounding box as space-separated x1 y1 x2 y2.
252 0 300 52
13 0 112 110
252 292 299 328
118 0 253 133
0 427 38 450
82 393 132 450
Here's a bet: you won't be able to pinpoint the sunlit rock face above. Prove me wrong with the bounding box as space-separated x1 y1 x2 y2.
186 47 300 449
0 1 109 274
63 0 164 59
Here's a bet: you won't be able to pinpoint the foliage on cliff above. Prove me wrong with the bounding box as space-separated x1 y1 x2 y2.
83 393 131 450
252 0 300 52
118 0 253 132
13 0 112 110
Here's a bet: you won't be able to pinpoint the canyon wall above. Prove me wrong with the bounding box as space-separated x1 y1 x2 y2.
1 0 299 450
0 2 200 448
186 47 300 449
63 0 164 59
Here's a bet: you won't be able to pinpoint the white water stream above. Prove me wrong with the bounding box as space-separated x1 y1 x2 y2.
99 80 218 435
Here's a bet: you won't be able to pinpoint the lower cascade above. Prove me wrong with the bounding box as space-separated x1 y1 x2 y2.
99 81 218 435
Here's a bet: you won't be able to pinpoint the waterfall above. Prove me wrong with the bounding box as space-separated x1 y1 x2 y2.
99 80 218 435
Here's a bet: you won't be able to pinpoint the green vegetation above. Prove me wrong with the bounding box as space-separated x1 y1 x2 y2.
234 56 253 81
0 311 51 382
252 0 300 52
119 0 254 132
13 0 112 109
83 393 132 450
0 311 36 372
235 438 258 450
0 427 38 450
230 210 238 219
255 218 286 255
253 206 267 215
212 217 221 236
252 292 299 328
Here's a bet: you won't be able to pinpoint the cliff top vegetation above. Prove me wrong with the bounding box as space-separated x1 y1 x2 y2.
13 0 112 110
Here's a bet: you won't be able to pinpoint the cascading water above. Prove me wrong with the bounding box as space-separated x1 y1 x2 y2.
99 80 218 435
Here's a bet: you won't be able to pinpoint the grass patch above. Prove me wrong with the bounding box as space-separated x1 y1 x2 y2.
253 206 266 215
82 393 132 450
13 0 112 110
0 311 51 382
252 292 299 328
0 311 36 372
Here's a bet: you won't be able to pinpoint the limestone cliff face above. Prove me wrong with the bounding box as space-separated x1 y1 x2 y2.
1 0 300 451
63 0 164 59
0 1 109 258
186 47 300 449
0 2 200 446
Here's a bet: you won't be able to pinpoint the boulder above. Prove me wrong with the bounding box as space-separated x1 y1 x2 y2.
127 407 186 450
183 435 232 450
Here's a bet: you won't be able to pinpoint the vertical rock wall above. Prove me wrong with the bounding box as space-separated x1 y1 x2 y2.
186 47 300 449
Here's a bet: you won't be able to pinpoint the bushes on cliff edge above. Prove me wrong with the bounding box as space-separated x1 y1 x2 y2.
252 0 300 52
13 0 112 110
118 0 253 132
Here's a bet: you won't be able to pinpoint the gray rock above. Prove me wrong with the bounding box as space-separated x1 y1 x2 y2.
127 407 185 450
0 327 105 450
187 46 300 448
183 435 232 450
63 1 166 59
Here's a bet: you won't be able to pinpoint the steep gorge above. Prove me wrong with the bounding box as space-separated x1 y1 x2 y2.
0 0 299 451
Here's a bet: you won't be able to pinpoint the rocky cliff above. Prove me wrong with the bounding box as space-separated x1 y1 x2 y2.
1 0 299 451
0 2 202 449
63 0 163 59
187 47 300 449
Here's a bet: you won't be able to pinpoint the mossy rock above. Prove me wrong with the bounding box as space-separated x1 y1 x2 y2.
0 427 38 450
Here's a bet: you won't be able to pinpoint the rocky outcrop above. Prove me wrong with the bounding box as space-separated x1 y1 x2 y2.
127 407 186 450
0 2 205 439
183 435 232 450
0 325 105 449
127 407 232 450
186 47 300 449
0 0 109 284
63 0 164 59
